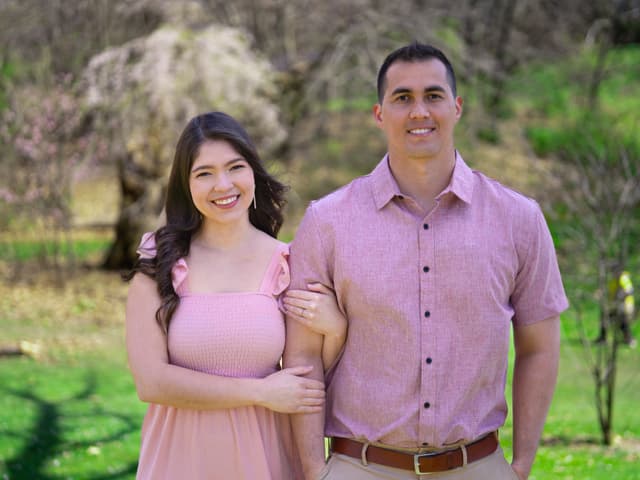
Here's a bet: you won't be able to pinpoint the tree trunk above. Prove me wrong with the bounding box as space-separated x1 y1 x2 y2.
101 152 165 270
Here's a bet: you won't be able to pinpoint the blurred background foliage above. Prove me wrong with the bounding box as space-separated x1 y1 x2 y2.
1 0 638 270
0 0 639 477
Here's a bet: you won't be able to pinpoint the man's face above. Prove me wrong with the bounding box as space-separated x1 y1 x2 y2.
373 59 462 164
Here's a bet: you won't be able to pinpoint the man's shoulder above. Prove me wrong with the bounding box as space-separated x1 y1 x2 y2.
307 171 374 213
292 172 375 254
471 168 540 214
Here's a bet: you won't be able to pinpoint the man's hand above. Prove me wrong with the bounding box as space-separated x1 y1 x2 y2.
511 463 527 480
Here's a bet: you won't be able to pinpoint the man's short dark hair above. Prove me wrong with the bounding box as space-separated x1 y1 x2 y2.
376 42 457 103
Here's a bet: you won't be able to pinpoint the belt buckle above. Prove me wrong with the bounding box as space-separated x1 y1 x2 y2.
413 450 442 475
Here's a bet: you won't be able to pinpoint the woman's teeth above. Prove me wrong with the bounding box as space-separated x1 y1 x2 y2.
214 196 238 205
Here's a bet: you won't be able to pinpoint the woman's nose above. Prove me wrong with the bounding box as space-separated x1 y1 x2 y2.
213 173 233 191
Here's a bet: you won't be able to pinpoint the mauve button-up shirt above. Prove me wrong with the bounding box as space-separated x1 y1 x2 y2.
288 153 569 449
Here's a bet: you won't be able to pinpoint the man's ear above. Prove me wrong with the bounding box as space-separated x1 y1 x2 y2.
455 96 463 120
373 104 383 125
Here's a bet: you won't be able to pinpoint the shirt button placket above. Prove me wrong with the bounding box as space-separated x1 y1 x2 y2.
419 218 435 444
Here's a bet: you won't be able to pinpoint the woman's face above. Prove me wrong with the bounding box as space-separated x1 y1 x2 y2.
188 140 255 227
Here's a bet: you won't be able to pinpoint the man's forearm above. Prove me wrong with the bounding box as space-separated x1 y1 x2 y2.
511 353 556 478
289 356 327 479
512 318 560 480
284 321 328 479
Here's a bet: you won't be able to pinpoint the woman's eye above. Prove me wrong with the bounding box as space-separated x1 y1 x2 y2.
195 171 211 178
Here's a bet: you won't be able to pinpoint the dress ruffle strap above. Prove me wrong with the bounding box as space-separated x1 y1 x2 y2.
258 243 290 296
171 258 189 293
272 248 291 296
137 231 156 259
136 231 189 294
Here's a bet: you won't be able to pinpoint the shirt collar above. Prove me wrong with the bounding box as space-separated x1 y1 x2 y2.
371 152 474 210
371 155 403 210
436 151 474 205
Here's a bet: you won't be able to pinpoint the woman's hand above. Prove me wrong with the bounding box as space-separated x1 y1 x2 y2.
283 283 347 339
258 366 325 414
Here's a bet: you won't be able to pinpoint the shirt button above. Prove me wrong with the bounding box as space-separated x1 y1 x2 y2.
423 402 431 409
424 311 431 318
423 266 430 273
426 357 432 364
423 223 429 230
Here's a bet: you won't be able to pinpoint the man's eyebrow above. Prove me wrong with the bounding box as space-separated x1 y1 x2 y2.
425 85 447 93
390 85 447 97
390 87 412 97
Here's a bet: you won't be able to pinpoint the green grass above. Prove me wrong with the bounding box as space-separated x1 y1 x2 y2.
0 238 111 262
0 310 638 479
512 46 640 122
508 328 640 480
477 309 640 480
0 355 145 480
512 45 640 158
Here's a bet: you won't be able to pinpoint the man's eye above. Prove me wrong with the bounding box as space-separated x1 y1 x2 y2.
427 94 442 101
396 95 410 102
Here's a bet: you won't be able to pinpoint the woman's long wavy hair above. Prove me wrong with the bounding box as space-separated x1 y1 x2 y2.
126 112 287 334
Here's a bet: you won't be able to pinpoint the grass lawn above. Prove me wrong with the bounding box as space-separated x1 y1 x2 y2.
0 257 639 479
0 262 145 480
0 355 144 479
505 336 640 480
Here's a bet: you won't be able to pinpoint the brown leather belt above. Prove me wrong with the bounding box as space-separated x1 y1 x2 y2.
330 433 498 475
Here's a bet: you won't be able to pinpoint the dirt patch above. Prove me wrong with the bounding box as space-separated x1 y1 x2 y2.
542 434 640 459
0 264 129 362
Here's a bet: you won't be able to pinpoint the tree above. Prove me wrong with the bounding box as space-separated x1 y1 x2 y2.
0 77 107 281
0 0 162 77
448 0 640 142
197 0 447 164
522 26 640 442
81 24 286 269
549 132 640 445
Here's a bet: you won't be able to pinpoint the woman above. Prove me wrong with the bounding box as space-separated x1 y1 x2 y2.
125 112 346 479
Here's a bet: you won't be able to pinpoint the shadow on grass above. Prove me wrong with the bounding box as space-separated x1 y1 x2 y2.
1 370 138 479
541 435 602 447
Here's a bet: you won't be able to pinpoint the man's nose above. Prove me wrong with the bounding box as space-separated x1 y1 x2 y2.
410 101 430 119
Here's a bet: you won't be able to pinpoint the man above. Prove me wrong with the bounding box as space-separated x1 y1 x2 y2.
284 42 568 480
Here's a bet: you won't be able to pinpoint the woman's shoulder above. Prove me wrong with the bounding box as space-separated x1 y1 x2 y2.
254 230 289 256
249 231 289 295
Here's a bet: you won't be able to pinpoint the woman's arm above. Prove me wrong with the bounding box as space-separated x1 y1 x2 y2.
282 283 347 370
126 273 325 412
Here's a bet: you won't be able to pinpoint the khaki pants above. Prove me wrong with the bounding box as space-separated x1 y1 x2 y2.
317 446 519 480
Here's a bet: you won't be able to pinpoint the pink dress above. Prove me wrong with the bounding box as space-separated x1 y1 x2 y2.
135 233 302 479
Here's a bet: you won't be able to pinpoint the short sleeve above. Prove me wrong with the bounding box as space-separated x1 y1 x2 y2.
136 231 156 258
288 202 333 291
511 204 569 325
